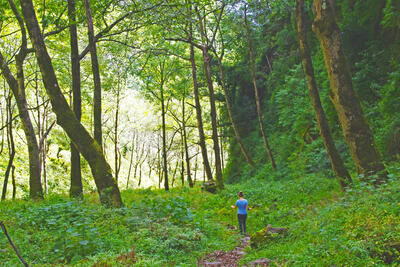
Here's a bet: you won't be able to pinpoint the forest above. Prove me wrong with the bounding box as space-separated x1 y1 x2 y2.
0 0 399 266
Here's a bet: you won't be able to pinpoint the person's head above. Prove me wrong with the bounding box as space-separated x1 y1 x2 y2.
238 191 244 198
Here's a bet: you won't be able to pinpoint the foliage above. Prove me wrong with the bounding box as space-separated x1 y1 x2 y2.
0 187 237 266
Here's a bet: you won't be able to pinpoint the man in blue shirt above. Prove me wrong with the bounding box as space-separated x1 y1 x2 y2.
231 191 251 235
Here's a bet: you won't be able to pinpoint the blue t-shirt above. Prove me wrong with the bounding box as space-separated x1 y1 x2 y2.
235 199 248 215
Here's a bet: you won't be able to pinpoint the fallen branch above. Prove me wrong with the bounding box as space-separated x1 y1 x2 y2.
0 221 31 267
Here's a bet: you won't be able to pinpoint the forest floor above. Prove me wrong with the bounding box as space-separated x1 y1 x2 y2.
1 167 400 266
198 236 250 267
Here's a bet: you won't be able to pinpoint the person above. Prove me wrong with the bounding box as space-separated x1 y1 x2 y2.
231 191 251 235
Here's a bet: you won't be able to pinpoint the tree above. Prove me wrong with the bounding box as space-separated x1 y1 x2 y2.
295 0 351 190
181 90 194 187
244 5 276 170
194 3 224 190
0 0 43 199
140 55 179 191
19 0 122 207
210 21 255 167
68 0 83 198
188 35 214 183
1 92 15 200
84 0 103 148
312 0 387 184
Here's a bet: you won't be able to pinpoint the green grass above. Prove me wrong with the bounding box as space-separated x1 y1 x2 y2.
1 164 400 266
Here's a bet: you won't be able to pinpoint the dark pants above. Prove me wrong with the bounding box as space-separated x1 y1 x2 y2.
237 214 247 234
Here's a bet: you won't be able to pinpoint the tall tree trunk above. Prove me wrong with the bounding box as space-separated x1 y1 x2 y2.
215 55 255 166
84 0 103 147
182 94 193 187
20 0 122 207
11 165 16 199
2 94 15 201
194 150 198 185
126 131 135 189
244 6 277 170
312 0 386 184
160 77 169 191
138 163 142 187
202 50 223 189
172 160 179 188
114 78 120 182
181 131 185 187
0 80 4 155
68 0 83 198
41 107 48 194
295 0 352 190
0 0 43 200
134 164 138 185
196 10 223 190
189 23 213 182
34 73 41 177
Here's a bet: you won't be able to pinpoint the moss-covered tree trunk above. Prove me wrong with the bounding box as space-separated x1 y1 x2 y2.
295 0 352 190
244 6 276 170
20 0 122 207
312 0 386 184
68 0 83 198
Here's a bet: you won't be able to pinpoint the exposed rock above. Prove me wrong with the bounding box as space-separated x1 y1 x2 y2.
248 258 271 267
201 180 217 193
250 224 289 248
205 261 222 266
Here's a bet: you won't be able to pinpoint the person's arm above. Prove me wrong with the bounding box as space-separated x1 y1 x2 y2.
231 200 238 209
246 200 251 210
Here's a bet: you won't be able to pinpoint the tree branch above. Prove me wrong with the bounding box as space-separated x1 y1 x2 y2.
0 221 31 267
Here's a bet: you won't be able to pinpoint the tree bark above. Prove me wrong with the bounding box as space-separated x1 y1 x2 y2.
244 6 277 170
312 0 386 184
0 0 43 200
68 0 83 198
295 0 352 190
20 0 122 207
189 38 213 182
84 0 103 148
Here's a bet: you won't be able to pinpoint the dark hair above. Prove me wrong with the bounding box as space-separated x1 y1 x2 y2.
238 191 244 197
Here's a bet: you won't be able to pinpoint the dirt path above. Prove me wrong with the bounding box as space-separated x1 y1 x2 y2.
198 236 270 267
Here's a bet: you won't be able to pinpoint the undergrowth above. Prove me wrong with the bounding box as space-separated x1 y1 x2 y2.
0 187 236 266
1 163 399 266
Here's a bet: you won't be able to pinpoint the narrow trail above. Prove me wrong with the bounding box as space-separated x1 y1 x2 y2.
198 236 270 267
